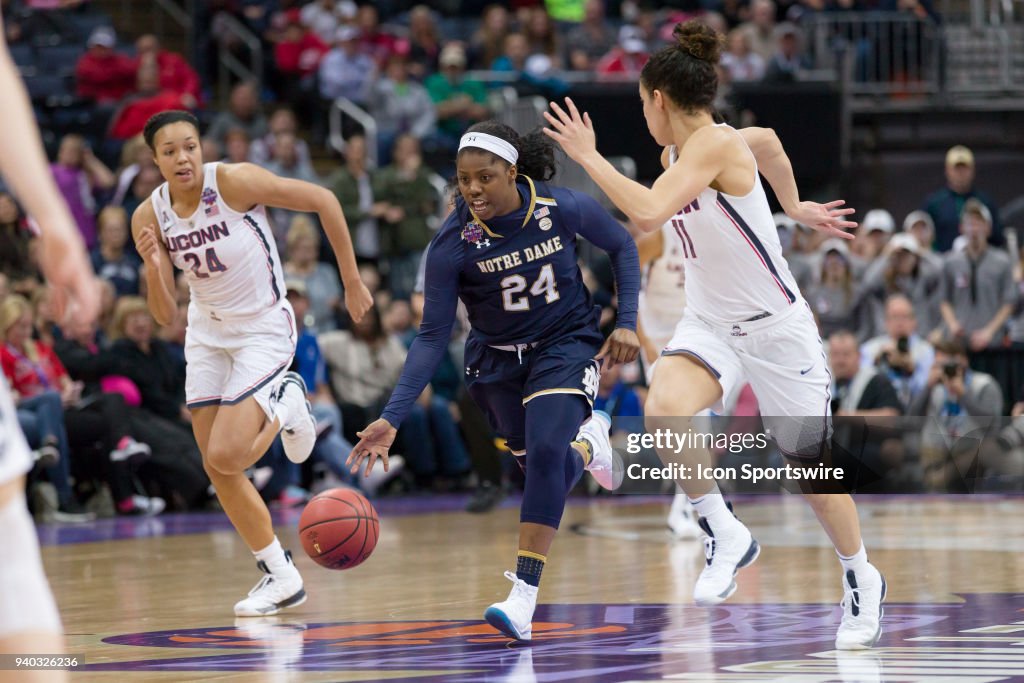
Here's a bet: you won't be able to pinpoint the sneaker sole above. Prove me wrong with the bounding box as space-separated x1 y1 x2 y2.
835 574 887 650
695 539 761 606
484 606 531 641
235 588 308 618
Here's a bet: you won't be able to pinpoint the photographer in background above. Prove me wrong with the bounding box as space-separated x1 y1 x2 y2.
979 390 1024 490
861 294 935 412
911 339 1003 491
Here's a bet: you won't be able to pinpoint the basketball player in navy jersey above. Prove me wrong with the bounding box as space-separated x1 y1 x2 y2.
134 111 373 617
348 121 641 641
545 22 886 649
0 10 100 680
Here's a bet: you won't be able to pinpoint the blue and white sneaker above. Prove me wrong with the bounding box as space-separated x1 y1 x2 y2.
485 571 538 641
276 372 316 464
693 515 760 605
836 565 886 649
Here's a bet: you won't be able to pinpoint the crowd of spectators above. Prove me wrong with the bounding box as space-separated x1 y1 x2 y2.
7 0 1021 523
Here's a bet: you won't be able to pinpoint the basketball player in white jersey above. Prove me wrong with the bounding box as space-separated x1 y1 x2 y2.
0 10 100 680
637 226 701 539
133 111 372 617
545 22 885 649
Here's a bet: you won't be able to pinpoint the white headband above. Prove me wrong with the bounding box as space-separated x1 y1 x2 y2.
458 132 518 166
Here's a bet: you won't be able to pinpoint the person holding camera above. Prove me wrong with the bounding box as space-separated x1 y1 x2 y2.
861 294 935 411
910 339 1003 491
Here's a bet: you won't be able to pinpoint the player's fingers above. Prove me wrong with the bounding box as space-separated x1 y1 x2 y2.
364 453 380 478
830 207 856 217
564 97 582 122
823 200 847 209
595 339 610 360
381 453 389 473
583 111 593 129
542 111 565 131
548 100 570 124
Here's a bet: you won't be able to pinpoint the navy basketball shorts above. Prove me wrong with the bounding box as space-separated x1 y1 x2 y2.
463 326 603 454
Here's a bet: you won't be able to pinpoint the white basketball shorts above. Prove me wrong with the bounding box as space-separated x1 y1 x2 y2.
185 300 297 419
661 300 832 457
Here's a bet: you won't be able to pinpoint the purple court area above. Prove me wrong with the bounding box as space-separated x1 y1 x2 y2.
80 595 1024 680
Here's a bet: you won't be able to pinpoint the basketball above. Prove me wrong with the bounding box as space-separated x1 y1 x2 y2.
298 488 379 570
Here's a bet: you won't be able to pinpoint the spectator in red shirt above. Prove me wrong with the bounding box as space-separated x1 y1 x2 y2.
274 10 329 79
356 4 399 66
74 26 136 103
134 33 203 103
596 25 651 77
108 61 197 141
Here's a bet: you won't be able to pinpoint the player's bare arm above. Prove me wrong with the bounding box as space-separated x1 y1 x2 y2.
739 126 857 239
217 162 373 322
544 98 727 233
131 197 178 326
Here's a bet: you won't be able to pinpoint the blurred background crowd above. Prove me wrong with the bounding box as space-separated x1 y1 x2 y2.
3 0 1024 523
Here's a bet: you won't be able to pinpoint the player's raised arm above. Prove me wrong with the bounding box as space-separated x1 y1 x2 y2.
131 198 177 326
217 162 373 322
739 126 858 239
543 97 727 233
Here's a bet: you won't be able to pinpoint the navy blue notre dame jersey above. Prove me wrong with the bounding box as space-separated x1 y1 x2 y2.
380 176 639 427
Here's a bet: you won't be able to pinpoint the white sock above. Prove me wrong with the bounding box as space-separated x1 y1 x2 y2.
837 542 870 576
253 536 294 575
689 486 741 535
273 380 301 429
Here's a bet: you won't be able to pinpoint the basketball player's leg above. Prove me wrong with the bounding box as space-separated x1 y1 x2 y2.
0 478 66 683
647 318 759 604
745 305 885 649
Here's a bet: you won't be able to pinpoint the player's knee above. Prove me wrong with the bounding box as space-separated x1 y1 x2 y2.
203 440 246 476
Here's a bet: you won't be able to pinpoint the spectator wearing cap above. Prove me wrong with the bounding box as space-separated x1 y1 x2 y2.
317 24 377 108
863 232 943 339
134 34 202 103
939 199 1016 350
596 24 651 76
75 26 136 104
809 238 873 340
565 0 616 71
922 145 1002 252
426 43 491 150
903 210 943 269
721 28 765 82
855 209 896 268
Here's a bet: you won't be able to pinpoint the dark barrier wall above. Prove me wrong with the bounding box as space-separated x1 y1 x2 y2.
569 81 842 199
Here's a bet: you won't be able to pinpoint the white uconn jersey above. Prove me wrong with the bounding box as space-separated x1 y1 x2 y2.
668 126 801 324
639 220 687 341
151 163 285 320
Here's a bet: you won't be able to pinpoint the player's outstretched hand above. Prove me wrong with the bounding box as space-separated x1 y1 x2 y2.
345 280 374 324
788 200 857 239
347 418 397 478
597 328 641 367
542 97 597 163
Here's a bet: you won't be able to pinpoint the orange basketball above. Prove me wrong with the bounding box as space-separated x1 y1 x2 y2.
298 488 379 570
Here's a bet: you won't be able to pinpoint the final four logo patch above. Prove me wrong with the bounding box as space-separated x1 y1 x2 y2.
461 221 489 248
201 187 220 216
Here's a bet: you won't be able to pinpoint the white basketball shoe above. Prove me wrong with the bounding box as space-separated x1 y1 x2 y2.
693 514 760 605
667 494 702 539
836 564 886 649
274 372 317 464
574 410 622 491
484 571 538 641
234 550 307 617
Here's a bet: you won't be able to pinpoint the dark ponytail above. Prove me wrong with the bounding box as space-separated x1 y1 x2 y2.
460 120 558 181
640 21 723 114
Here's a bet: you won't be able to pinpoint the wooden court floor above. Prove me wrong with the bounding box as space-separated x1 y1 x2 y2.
37 495 1024 682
